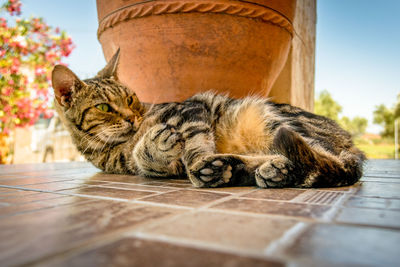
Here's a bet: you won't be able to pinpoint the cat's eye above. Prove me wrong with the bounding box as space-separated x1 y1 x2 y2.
96 103 111 112
127 96 133 106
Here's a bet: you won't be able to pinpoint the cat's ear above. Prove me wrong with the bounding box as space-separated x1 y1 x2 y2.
96 48 120 80
52 65 85 107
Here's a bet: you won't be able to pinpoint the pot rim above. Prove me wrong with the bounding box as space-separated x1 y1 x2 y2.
97 0 294 39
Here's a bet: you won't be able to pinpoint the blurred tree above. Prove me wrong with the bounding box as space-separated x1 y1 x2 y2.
314 89 342 121
314 90 368 137
340 116 368 138
0 0 74 163
373 94 400 138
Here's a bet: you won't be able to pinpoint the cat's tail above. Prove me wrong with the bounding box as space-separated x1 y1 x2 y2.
273 127 365 187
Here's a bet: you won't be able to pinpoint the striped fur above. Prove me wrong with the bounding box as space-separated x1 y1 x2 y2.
52 54 365 188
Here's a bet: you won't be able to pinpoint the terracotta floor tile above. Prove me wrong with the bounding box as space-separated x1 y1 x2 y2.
365 172 400 177
0 188 14 193
0 187 24 195
0 174 29 179
365 160 400 174
280 224 400 266
364 167 400 178
361 176 400 184
242 189 306 201
144 181 193 188
20 181 84 192
335 207 400 229
0 201 180 266
0 177 71 186
0 201 49 217
44 237 283 267
314 184 360 192
140 189 230 207
165 178 191 184
356 182 400 199
294 190 345 205
0 160 398 267
15 169 97 178
61 186 156 200
345 196 400 210
196 186 257 194
89 173 158 183
0 192 65 204
0 196 90 217
66 180 110 186
212 198 331 219
97 182 176 192
141 211 299 252
0 189 39 198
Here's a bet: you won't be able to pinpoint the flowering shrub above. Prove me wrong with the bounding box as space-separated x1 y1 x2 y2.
0 0 74 163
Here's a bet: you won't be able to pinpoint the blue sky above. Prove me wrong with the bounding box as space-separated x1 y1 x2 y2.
19 0 400 133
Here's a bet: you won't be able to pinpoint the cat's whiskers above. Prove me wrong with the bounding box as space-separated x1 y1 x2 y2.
78 133 100 147
81 135 101 155
99 130 114 154
82 127 112 155
88 126 115 157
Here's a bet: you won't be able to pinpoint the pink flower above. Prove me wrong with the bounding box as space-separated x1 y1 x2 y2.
35 67 46 76
3 87 13 96
3 128 10 135
1 0 73 130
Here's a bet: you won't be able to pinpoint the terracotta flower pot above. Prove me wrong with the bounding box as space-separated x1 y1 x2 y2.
97 0 296 103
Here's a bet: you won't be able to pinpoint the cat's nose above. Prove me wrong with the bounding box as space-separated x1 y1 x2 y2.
127 114 142 126
127 115 136 124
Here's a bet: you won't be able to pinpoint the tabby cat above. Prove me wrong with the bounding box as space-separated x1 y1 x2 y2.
52 49 365 188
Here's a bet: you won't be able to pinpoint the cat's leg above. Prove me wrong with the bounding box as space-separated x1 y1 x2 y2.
255 127 365 188
180 121 267 187
133 123 184 177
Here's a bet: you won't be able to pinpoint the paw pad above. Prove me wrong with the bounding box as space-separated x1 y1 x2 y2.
190 156 241 187
255 156 293 188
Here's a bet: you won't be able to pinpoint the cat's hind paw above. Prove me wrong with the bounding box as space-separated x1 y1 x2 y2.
255 156 294 188
189 155 245 187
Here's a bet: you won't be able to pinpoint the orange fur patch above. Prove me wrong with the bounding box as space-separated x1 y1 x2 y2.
216 103 272 155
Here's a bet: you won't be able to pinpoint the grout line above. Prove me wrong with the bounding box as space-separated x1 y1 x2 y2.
263 222 309 256
132 189 181 201
197 188 260 210
320 191 351 222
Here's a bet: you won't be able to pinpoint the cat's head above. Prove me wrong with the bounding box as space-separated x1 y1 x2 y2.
51 49 145 145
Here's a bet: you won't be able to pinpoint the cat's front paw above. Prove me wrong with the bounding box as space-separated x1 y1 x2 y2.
255 155 294 188
189 155 245 187
150 124 184 157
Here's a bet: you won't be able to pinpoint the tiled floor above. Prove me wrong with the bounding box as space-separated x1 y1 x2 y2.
0 160 399 266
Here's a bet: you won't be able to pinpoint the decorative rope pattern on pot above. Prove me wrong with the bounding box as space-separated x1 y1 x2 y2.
97 0 294 39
